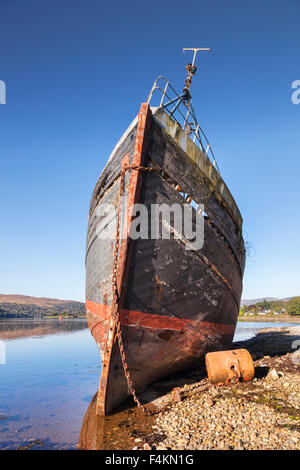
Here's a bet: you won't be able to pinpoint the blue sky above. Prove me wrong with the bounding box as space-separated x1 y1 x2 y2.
0 0 299 302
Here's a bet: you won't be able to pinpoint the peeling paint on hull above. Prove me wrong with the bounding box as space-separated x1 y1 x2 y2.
85 103 245 415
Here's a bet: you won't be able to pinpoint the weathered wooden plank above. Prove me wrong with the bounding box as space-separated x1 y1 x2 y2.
148 120 245 268
95 103 153 415
152 109 243 228
89 124 138 215
124 171 242 325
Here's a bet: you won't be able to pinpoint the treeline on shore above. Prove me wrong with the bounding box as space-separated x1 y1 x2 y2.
239 297 300 316
0 301 86 319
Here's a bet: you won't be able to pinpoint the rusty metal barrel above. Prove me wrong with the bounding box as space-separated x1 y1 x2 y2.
205 349 255 385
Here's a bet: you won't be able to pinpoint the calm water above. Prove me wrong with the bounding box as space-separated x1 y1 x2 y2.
0 319 298 450
0 320 100 449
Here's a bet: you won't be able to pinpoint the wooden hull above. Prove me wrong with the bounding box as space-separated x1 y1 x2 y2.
85 103 245 415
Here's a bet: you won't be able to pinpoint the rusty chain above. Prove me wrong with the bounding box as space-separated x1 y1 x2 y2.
111 163 212 416
111 163 169 416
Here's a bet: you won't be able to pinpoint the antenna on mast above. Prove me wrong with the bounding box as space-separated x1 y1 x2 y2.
182 48 211 98
145 48 220 172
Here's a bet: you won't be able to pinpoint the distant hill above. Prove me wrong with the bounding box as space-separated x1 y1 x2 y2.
241 297 279 306
241 296 299 306
0 294 85 318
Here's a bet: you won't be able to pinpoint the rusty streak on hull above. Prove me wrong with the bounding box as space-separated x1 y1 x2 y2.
86 103 245 415
94 103 152 415
87 299 236 334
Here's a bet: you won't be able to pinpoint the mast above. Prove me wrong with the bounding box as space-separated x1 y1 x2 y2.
146 47 220 172
182 48 210 99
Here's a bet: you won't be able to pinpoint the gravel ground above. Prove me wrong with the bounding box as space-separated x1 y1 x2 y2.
135 326 300 450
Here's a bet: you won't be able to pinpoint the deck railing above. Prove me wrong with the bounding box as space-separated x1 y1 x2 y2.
146 76 220 173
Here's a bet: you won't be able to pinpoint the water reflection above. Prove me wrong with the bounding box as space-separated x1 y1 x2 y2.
0 319 87 340
78 392 155 450
0 321 100 450
78 370 207 450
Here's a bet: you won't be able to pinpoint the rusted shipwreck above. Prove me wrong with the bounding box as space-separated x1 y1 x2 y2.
85 50 245 415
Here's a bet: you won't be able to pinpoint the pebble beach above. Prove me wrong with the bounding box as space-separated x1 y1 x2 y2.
135 325 300 450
